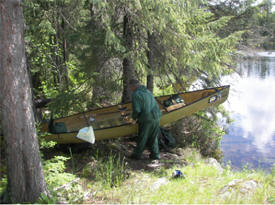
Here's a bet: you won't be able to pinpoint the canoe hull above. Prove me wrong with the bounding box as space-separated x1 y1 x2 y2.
41 85 230 144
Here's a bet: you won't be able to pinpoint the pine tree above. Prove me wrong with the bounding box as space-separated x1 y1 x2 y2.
0 0 48 202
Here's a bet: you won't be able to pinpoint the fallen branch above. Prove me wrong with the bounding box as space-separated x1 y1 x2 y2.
53 177 80 191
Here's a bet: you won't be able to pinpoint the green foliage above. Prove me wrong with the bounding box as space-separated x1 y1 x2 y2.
209 0 275 49
0 175 7 195
23 0 98 116
171 106 229 160
88 156 274 204
68 147 75 173
0 137 7 201
43 156 75 187
267 196 275 204
22 0 272 118
91 0 240 91
40 154 85 203
21 0 244 118
82 161 95 178
146 163 270 204
154 83 176 96
94 152 128 188
37 181 84 204
39 137 57 150
36 192 59 204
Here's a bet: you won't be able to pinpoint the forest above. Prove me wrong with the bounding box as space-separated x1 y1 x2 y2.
0 0 274 203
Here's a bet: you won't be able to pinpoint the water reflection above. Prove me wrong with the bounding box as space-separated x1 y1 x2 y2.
221 55 275 171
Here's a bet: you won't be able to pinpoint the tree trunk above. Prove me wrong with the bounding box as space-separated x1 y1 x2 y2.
61 17 69 90
88 2 107 108
147 32 154 92
90 2 102 108
122 15 134 103
0 0 48 203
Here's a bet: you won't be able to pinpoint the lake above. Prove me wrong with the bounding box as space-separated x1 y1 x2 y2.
221 51 275 172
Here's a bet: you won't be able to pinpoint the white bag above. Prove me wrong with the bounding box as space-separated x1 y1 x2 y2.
76 126 95 144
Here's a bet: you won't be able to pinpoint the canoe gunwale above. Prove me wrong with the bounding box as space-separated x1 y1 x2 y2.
51 85 230 121
164 85 229 114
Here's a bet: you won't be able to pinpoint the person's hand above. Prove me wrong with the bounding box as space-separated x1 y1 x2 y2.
131 119 137 125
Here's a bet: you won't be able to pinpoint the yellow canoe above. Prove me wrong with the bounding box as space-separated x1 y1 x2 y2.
40 85 230 144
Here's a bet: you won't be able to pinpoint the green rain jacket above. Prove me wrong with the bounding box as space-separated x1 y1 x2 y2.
132 85 162 122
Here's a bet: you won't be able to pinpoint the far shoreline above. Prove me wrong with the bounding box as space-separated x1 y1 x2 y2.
237 48 275 57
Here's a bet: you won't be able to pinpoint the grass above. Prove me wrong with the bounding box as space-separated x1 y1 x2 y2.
77 150 274 204
94 151 128 188
1 143 274 204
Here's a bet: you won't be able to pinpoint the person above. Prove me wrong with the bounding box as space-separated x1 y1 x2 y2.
129 79 162 160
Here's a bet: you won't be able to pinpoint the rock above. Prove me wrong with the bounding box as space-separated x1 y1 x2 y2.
150 177 168 191
239 180 258 194
147 160 164 168
219 179 243 196
227 179 243 186
176 148 185 156
205 158 224 174
162 152 179 160
83 191 92 201
219 179 261 199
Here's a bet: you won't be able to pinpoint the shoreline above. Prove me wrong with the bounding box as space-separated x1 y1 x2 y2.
237 48 275 57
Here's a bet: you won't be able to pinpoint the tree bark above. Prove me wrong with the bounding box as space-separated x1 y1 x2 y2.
61 17 69 90
122 15 134 103
147 32 154 92
88 2 108 108
0 0 48 203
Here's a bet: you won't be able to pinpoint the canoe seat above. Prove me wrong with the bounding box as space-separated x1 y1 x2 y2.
165 102 186 112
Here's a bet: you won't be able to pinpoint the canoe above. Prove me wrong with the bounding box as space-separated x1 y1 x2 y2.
40 85 230 144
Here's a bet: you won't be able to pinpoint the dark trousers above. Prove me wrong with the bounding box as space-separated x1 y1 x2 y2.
133 119 160 158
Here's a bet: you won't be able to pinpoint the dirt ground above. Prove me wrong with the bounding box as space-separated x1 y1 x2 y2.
51 137 190 174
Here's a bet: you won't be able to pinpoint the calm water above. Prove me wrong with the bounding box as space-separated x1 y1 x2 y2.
221 52 275 172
